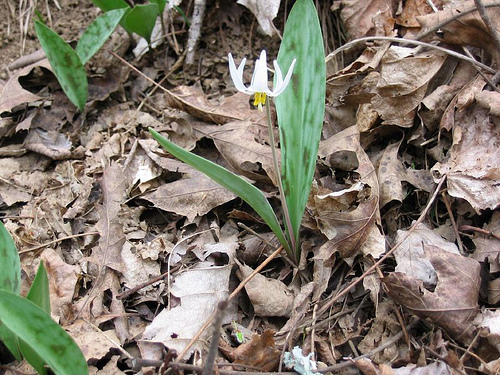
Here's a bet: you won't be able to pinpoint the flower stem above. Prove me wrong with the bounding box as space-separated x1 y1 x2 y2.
265 101 297 261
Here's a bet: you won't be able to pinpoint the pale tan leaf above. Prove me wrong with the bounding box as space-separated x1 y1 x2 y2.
237 0 280 36
383 244 481 344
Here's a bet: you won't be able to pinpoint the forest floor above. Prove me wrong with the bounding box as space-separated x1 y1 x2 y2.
1 0 500 374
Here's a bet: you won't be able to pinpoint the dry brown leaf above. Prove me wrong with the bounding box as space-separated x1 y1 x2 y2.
333 0 396 39
475 90 500 117
313 125 380 261
431 103 500 212
41 248 80 323
24 128 73 160
393 223 460 288
236 260 294 317
395 0 443 28
473 309 500 352
0 60 49 114
163 85 265 124
416 0 500 64
139 264 233 360
383 244 481 344
232 329 280 371
142 169 237 222
193 121 279 185
471 211 500 273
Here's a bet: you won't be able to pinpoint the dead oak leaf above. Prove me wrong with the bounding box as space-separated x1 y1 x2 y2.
232 329 280 371
383 244 481 344
142 169 237 222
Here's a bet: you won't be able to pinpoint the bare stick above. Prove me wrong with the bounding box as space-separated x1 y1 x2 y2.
18 231 99 254
202 300 228 375
185 0 206 65
474 0 500 55
325 36 497 74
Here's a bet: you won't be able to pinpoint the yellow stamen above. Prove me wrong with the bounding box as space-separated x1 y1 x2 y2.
253 92 267 111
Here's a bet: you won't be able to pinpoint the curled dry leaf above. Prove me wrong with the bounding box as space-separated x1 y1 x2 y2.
237 0 280 36
313 125 380 261
383 244 481 344
231 329 281 371
236 260 294 317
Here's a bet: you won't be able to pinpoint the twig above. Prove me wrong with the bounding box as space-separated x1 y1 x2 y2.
474 0 500 55
325 36 497 74
185 0 206 65
202 300 228 375
315 176 446 319
318 319 420 372
441 192 464 254
460 225 500 241
18 231 99 254
175 245 284 361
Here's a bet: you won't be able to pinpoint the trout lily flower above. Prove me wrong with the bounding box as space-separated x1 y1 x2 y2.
228 50 296 110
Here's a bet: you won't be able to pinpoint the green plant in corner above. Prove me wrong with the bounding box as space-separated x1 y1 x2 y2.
150 0 325 264
0 222 88 375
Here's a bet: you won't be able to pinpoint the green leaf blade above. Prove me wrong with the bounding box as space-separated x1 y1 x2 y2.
124 4 159 43
0 222 22 360
149 128 290 255
0 290 88 375
35 21 88 111
76 8 128 64
275 0 326 257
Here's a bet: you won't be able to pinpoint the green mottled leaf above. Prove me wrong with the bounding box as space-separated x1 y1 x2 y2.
275 0 325 259
91 0 129 12
20 261 51 374
76 8 128 64
149 128 290 254
0 222 21 360
151 0 167 14
0 290 88 375
35 21 88 111
124 3 159 43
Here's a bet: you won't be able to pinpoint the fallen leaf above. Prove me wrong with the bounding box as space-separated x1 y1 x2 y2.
232 329 280 371
236 260 293 317
431 104 500 212
24 128 73 160
163 85 265 124
383 244 481 344
139 264 233 360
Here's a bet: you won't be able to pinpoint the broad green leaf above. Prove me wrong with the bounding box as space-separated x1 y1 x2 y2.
149 128 290 255
35 21 88 111
20 261 51 374
151 0 167 14
91 0 129 12
0 222 21 360
275 0 325 259
124 3 159 43
0 290 88 375
76 8 128 64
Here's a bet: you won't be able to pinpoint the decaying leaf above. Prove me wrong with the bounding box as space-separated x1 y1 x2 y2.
383 244 481 344
139 264 234 360
431 103 500 212
236 260 294 317
163 85 265 124
232 329 281 371
313 125 380 261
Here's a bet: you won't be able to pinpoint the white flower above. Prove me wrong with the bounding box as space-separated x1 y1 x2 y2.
228 50 296 110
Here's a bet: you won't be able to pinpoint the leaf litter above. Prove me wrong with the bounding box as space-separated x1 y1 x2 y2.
1 0 500 374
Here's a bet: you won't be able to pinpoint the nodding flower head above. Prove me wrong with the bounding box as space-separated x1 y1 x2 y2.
228 50 296 110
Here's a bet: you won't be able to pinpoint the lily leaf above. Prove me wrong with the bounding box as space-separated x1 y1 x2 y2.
149 128 290 255
76 8 128 64
20 261 51 375
124 3 159 43
0 222 21 360
35 21 88 111
275 0 326 259
0 290 88 375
